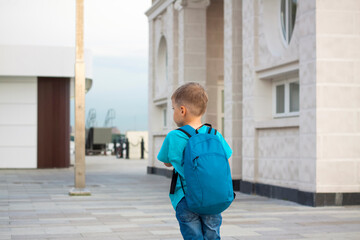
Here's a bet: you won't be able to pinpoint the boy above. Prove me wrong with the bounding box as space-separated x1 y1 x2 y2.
157 82 232 240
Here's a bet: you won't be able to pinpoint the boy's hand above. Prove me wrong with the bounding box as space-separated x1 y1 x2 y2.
164 162 173 167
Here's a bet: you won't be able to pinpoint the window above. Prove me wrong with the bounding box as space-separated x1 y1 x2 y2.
163 108 167 127
273 78 299 118
289 82 299 112
280 0 297 44
155 36 168 98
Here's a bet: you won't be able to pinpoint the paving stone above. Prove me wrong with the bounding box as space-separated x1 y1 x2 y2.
0 156 359 239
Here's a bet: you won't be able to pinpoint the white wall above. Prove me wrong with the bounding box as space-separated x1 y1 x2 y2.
0 45 93 79
126 131 149 159
0 77 37 168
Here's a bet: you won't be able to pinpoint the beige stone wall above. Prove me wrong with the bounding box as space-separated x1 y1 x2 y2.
316 0 360 192
256 127 299 188
147 0 360 196
242 0 317 191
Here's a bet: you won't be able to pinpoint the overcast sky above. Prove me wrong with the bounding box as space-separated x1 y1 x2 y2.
82 0 150 132
0 0 150 133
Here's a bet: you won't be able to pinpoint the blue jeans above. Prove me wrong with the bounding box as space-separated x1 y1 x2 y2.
176 198 222 240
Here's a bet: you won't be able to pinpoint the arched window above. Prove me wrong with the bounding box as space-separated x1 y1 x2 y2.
156 36 168 97
280 0 297 44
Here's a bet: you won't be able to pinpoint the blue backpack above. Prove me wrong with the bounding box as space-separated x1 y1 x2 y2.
170 124 235 215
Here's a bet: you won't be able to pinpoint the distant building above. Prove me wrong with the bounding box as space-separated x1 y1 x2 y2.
146 0 360 206
0 45 92 168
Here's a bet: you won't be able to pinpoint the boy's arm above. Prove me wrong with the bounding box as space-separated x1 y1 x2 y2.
157 132 175 168
164 162 173 167
218 132 233 159
157 130 188 170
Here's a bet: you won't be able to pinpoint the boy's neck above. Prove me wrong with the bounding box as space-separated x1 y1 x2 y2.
184 117 203 130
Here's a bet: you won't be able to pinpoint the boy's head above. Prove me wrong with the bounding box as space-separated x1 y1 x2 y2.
171 82 208 126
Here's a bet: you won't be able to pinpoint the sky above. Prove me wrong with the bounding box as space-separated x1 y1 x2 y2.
0 0 150 133
80 0 150 132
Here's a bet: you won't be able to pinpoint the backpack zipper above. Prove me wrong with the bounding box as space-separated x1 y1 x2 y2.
193 156 199 169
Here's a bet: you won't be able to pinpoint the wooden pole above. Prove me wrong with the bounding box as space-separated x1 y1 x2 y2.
70 0 90 196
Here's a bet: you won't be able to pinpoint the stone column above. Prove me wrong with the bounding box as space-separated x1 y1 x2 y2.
165 4 178 130
175 0 210 86
297 0 317 194
315 0 360 196
224 0 242 183
241 0 257 185
147 18 155 169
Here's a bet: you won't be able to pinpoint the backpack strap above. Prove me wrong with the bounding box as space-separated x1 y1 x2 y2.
195 123 212 134
169 169 186 195
177 128 191 138
179 174 186 195
177 124 216 136
202 123 218 135
170 169 178 194
177 125 196 137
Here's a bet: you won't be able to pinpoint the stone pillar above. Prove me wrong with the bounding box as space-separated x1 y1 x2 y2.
147 18 155 169
241 0 257 184
175 0 210 86
224 0 242 182
315 0 360 195
297 0 317 193
165 4 178 130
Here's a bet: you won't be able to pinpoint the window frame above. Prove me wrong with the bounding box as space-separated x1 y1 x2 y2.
272 77 299 118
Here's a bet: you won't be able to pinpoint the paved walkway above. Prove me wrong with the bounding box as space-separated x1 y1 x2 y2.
1 156 360 240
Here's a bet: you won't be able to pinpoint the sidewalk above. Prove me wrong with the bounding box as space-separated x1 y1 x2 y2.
0 156 359 240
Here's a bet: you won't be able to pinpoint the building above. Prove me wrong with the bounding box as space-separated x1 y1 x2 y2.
0 1 93 168
0 45 93 169
146 0 360 206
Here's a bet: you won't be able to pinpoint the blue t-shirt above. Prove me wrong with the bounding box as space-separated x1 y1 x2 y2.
157 125 233 210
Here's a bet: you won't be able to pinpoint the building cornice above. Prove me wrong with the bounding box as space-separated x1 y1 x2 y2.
0 45 93 79
174 0 210 11
145 0 175 20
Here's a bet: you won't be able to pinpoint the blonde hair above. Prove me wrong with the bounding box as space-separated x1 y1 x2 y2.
171 82 208 116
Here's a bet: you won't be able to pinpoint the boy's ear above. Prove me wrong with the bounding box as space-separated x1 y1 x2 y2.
180 106 186 115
